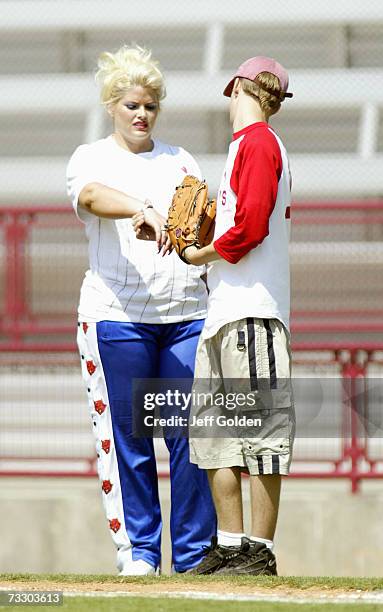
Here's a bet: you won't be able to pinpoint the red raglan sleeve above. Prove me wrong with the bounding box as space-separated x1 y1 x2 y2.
214 135 282 264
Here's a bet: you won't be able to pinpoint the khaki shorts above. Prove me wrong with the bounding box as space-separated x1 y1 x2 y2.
189 317 295 476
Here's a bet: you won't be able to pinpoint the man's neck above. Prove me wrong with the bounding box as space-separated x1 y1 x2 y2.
232 94 268 133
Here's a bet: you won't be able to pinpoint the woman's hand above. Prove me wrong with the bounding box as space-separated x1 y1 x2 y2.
132 210 155 240
132 206 165 248
132 209 173 255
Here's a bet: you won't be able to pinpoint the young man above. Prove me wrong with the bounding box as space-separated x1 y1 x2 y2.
182 56 295 575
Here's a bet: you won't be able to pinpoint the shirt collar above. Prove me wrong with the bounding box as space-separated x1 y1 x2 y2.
232 121 273 141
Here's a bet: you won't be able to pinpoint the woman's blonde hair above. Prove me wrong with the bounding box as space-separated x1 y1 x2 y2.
95 45 166 107
240 72 284 117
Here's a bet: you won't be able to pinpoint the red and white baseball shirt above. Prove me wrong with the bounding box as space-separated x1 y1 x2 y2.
203 121 292 339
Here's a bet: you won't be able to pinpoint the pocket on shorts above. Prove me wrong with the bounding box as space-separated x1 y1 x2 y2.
238 383 293 413
241 404 294 455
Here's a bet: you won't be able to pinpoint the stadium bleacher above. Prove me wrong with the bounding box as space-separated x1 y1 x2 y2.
1 0 383 202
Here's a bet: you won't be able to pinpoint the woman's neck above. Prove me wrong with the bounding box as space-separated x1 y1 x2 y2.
112 132 154 154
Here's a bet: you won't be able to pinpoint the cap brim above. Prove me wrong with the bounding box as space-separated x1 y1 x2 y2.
223 77 236 97
224 76 293 99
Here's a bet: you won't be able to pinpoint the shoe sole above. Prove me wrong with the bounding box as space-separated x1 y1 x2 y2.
217 567 277 576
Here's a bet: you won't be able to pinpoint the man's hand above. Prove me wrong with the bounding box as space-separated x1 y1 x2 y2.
182 243 222 266
182 246 199 265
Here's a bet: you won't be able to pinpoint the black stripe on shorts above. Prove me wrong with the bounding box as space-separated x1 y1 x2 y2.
272 455 280 474
246 317 258 391
263 319 277 389
257 455 264 475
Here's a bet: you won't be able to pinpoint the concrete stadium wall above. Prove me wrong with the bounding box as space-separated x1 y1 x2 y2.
0 477 382 577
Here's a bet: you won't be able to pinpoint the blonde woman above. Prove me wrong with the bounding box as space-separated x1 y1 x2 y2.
66 45 216 576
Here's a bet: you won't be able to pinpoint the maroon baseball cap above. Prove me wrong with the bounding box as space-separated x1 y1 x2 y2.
223 56 293 99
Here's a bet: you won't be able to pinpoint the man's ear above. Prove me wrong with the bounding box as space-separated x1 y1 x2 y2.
232 78 241 98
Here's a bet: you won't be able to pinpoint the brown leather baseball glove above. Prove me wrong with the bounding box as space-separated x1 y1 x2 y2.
166 175 216 264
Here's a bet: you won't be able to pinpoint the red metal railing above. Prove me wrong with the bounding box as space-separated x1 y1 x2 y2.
0 207 79 349
1 202 383 350
291 346 383 493
1 345 381 492
1 202 383 491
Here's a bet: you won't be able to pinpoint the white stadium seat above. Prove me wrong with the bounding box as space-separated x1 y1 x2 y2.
0 0 383 202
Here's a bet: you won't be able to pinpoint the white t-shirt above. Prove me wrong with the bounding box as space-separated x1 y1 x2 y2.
66 136 207 323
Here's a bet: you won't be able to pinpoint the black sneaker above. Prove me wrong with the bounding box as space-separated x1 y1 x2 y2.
187 536 242 575
217 537 278 575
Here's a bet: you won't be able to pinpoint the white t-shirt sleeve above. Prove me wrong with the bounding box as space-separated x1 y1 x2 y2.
179 147 202 181
66 144 100 223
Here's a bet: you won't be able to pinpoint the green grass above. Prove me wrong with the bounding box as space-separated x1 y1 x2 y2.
1 575 383 612
2 597 383 612
1 573 383 591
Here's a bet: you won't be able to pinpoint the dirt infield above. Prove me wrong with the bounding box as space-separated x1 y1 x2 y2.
1 577 382 602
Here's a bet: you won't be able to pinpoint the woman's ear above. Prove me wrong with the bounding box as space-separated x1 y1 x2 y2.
106 103 115 118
